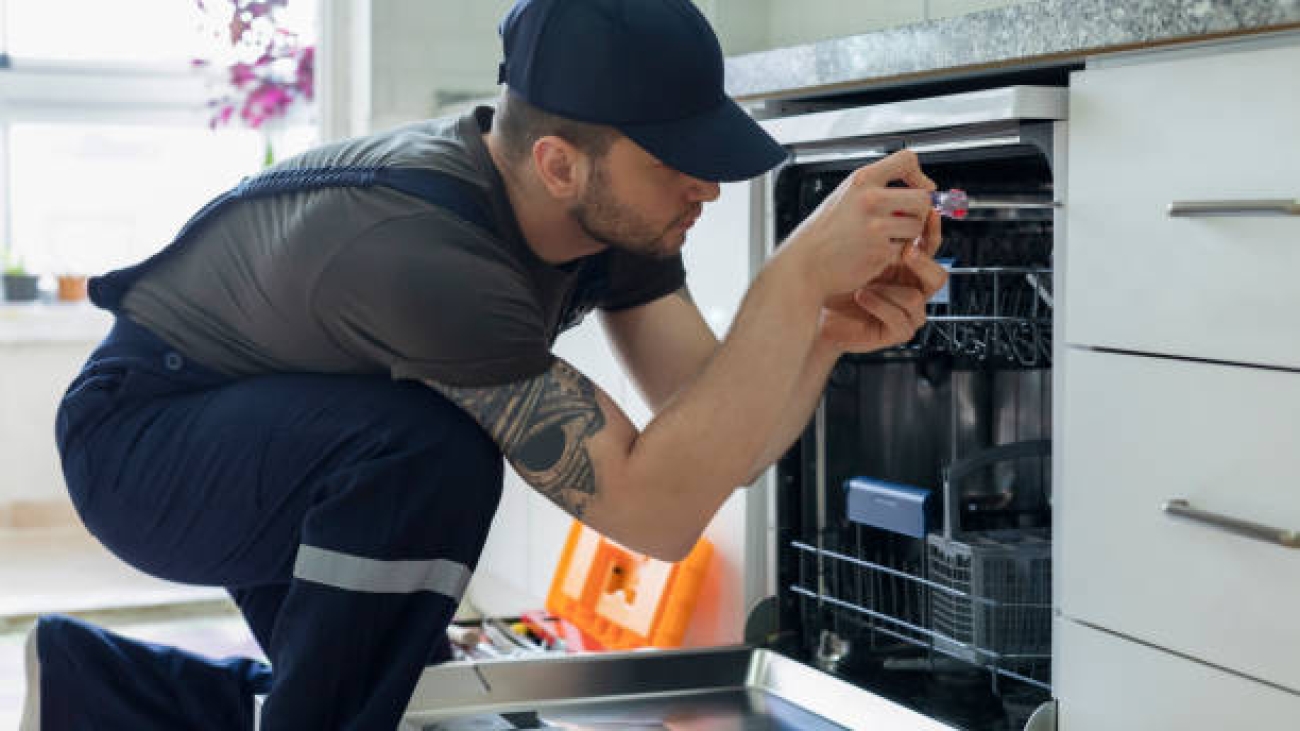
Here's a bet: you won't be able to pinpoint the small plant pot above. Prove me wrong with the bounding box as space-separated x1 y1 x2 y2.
3 274 40 303
56 275 88 302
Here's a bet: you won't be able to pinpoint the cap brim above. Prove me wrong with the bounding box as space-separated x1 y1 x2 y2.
618 98 789 183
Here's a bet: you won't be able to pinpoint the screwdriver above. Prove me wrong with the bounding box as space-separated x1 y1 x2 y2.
930 189 1061 220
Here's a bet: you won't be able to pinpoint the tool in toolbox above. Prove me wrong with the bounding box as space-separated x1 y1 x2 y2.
518 609 601 653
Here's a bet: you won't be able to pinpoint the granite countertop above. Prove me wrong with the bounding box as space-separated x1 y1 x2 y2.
725 0 1300 101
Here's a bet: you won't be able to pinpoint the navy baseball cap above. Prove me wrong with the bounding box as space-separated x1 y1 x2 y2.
498 0 788 183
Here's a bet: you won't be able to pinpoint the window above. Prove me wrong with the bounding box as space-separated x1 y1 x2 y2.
0 0 318 277
8 123 266 274
7 0 211 63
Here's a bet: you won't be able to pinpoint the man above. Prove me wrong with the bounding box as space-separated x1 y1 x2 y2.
24 0 946 729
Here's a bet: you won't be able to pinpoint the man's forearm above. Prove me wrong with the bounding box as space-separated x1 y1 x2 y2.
741 337 840 485
613 246 827 554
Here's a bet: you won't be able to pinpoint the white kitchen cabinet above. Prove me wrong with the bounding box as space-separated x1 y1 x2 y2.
1064 37 1300 369
1055 619 1300 730
1058 347 1300 692
1057 31 1300 725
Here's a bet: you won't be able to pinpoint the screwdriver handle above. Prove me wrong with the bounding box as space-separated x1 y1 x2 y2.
930 189 969 220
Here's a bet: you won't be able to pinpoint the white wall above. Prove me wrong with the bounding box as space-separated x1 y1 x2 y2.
0 307 111 520
766 0 926 51
323 0 1032 139
0 343 87 502
369 0 513 131
694 0 774 56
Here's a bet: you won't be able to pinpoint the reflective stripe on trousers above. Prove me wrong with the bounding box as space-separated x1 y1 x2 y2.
293 545 473 597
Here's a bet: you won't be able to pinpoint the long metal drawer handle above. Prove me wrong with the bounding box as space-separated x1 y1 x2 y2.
1168 199 1300 217
1163 499 1300 548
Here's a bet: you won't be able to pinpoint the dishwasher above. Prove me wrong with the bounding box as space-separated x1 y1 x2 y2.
398 85 1068 731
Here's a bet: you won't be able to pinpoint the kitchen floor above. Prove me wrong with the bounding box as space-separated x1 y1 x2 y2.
0 525 261 728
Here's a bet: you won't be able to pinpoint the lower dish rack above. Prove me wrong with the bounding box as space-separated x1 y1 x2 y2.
789 534 1051 692
786 439 1053 729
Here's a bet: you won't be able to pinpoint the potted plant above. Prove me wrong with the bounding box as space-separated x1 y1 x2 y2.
3 254 40 303
56 273 89 302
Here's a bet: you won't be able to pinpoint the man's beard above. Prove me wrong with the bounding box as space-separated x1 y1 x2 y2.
571 164 693 259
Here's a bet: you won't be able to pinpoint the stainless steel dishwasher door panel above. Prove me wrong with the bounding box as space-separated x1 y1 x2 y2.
401 647 956 731
535 688 845 729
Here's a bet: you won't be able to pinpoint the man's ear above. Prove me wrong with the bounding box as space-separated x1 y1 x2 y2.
532 135 589 200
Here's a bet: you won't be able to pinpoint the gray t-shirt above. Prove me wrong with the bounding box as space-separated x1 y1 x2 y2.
122 107 685 387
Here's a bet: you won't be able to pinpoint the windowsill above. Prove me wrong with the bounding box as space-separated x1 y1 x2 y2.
0 301 112 344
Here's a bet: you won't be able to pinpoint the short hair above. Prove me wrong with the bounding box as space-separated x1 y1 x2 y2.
494 89 619 165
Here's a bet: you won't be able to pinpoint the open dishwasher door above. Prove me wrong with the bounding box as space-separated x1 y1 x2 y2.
401 645 955 730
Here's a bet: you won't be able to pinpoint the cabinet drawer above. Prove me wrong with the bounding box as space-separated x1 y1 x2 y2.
1057 619 1300 730
1065 39 1300 368
1059 348 1300 692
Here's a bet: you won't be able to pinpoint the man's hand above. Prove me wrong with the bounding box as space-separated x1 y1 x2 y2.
817 253 946 354
817 208 948 355
784 149 936 299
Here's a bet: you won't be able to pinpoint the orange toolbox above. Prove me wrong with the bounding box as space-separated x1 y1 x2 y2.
545 521 713 650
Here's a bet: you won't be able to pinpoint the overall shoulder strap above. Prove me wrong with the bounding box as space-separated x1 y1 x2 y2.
234 166 498 237
374 168 497 237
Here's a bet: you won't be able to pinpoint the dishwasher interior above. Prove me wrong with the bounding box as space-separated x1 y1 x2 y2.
771 132 1058 731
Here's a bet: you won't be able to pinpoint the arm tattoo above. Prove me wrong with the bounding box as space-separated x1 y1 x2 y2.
429 361 606 518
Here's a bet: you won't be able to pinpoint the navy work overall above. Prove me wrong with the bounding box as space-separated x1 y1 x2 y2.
46 166 507 730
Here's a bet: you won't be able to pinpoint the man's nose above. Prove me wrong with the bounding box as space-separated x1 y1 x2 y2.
685 175 721 203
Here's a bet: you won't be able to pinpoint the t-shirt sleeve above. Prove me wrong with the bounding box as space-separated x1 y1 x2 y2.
597 249 687 312
314 213 553 387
